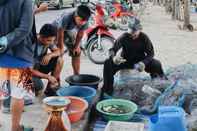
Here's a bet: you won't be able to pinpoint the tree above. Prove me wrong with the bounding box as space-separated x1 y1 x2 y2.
183 0 190 28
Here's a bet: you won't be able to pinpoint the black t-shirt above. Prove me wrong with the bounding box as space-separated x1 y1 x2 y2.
111 32 154 65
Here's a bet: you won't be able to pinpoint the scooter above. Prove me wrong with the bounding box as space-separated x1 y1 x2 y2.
80 3 115 64
104 1 135 31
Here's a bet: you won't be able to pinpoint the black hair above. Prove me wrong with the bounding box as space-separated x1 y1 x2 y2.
76 5 91 20
39 24 57 37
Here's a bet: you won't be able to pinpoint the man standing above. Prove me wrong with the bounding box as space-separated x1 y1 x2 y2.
53 5 91 75
102 17 166 95
0 0 34 131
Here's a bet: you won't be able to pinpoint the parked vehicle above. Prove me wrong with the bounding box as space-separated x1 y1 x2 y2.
78 0 89 4
37 0 76 9
105 1 134 31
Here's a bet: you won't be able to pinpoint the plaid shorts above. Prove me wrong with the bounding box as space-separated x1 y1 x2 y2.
0 68 34 100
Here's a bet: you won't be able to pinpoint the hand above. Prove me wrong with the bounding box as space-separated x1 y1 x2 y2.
47 75 58 85
73 46 81 56
0 36 8 53
134 62 145 72
113 56 126 65
41 54 52 65
38 3 48 12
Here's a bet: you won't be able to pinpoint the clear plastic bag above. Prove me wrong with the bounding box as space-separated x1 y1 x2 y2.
0 80 10 100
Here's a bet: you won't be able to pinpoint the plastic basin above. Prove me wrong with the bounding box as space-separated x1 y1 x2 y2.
96 99 138 121
57 86 97 104
65 74 101 89
65 96 88 123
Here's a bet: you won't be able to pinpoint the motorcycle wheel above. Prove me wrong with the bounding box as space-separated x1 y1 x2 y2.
117 15 130 31
87 36 114 64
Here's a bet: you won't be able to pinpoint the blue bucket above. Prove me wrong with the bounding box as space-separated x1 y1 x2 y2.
149 106 187 131
57 86 97 104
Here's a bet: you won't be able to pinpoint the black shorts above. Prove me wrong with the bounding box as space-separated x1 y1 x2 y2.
33 57 59 92
34 57 58 74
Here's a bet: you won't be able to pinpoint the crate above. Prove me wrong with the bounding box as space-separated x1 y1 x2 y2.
104 121 144 131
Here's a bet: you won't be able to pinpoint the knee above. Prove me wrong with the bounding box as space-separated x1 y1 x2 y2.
151 59 162 68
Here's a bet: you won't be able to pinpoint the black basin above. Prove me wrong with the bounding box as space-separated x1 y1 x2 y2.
65 74 102 88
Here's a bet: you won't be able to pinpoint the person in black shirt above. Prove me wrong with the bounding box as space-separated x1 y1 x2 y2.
102 17 166 95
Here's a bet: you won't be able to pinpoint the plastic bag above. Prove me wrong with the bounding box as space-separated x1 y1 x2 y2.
0 80 10 100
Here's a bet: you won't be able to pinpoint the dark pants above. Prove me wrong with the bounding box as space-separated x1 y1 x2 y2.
102 58 165 95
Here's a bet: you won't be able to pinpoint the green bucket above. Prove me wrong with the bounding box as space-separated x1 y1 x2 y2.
96 99 138 121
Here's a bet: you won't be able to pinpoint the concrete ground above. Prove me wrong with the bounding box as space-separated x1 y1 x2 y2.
1 2 197 131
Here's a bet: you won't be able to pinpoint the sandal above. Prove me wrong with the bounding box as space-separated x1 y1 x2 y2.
21 125 34 131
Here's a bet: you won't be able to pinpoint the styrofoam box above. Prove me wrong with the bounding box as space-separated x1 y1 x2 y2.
104 121 144 131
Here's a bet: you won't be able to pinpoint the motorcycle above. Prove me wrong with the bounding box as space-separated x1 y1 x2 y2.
82 3 115 64
64 2 115 65
104 1 135 31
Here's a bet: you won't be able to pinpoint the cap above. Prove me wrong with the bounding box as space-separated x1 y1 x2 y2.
127 17 142 34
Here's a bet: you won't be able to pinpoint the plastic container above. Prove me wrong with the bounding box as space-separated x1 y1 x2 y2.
65 74 101 89
57 86 97 104
104 121 144 131
93 120 108 131
191 6 196 13
96 99 138 121
149 106 187 131
65 96 88 123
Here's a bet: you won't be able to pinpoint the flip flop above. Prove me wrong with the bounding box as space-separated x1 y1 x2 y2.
21 125 34 131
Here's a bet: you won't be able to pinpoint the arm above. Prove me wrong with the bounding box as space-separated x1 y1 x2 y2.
6 0 33 48
74 30 84 49
142 34 154 65
34 3 48 15
57 28 65 54
48 48 61 58
56 13 71 54
30 68 50 80
40 46 61 65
